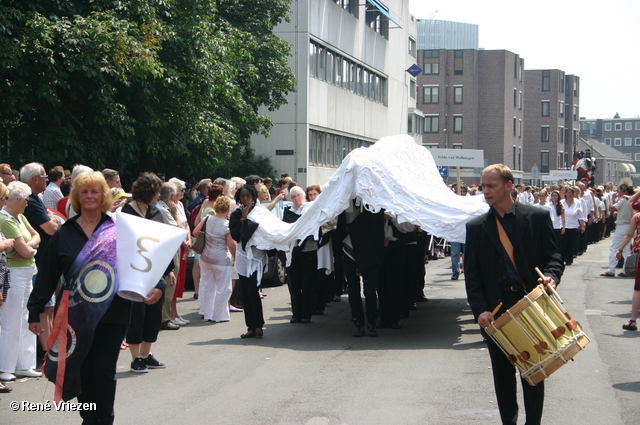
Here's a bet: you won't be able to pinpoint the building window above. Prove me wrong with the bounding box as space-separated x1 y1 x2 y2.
559 101 564 117
541 151 550 173
309 42 317 77
423 86 439 104
513 117 517 136
635 153 640 162
625 153 633 159
409 79 416 99
615 123 622 131
408 37 416 57
605 122 612 131
453 116 463 133
625 137 632 146
542 70 550 91
424 143 439 149
423 50 439 75
332 0 355 15
365 4 389 39
309 130 317 165
518 120 522 137
541 126 550 142
424 115 439 133
541 101 550 117
573 105 578 121
513 89 517 107
636 122 640 130
625 122 632 131
615 138 622 146
519 92 522 110
454 86 463 104
605 138 612 145
635 137 640 146
324 134 333 166
454 50 463 75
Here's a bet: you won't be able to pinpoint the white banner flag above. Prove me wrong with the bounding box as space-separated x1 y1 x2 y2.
116 211 188 302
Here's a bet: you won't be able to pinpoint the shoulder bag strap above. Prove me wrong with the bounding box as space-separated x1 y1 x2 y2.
495 216 526 290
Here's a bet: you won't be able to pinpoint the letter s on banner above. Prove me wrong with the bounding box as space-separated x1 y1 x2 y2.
116 212 187 301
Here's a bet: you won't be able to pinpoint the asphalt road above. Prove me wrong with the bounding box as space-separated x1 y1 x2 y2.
1 233 638 424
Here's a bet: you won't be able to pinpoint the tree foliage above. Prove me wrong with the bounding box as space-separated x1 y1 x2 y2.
0 0 295 182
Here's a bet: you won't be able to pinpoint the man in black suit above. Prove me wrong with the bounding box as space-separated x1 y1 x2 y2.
464 164 564 425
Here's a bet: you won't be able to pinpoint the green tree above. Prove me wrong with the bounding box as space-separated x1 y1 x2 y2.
0 0 295 182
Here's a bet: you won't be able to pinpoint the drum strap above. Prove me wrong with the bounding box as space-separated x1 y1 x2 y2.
495 216 527 290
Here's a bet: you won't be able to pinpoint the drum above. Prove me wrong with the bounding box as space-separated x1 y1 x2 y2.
485 285 590 386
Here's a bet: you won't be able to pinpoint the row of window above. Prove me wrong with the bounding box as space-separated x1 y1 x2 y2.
416 115 462 134
422 50 464 75
331 0 391 39
604 137 640 146
539 126 578 144
541 71 579 96
604 122 640 131
309 40 387 105
423 85 463 104
308 129 373 168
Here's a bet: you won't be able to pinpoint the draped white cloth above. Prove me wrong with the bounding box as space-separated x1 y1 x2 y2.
247 134 489 258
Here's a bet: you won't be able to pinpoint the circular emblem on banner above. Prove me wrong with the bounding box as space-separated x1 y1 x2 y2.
77 260 115 303
47 324 78 362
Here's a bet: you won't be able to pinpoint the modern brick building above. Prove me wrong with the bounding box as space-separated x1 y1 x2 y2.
416 48 525 180
522 70 580 176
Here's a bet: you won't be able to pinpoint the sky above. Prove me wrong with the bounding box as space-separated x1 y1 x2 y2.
408 0 640 120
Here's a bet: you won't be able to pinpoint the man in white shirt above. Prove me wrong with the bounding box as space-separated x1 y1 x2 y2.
42 166 65 210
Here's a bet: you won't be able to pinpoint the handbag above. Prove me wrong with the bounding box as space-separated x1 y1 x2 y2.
0 263 10 301
192 216 208 255
623 252 638 277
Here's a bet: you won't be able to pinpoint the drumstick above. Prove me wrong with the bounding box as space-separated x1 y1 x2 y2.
535 267 564 304
488 302 503 321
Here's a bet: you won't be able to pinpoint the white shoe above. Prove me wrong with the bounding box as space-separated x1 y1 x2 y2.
0 372 16 381
178 316 190 324
171 318 187 326
15 369 42 378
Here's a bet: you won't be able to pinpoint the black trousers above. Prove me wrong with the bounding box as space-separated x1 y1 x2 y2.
563 228 579 264
378 243 403 324
78 322 129 425
239 272 264 331
343 254 379 325
487 289 545 425
126 289 164 344
287 250 318 321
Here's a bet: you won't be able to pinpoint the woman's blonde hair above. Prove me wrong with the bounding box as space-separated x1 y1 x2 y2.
70 171 112 213
0 182 8 200
213 195 231 214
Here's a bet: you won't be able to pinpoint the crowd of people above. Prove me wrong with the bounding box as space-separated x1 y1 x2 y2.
0 159 639 425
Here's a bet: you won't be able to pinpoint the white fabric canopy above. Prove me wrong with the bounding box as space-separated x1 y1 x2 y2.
247 134 489 255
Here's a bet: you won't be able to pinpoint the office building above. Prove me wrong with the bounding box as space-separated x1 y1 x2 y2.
250 0 419 187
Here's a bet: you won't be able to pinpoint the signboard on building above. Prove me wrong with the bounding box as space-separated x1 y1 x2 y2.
406 64 423 78
548 170 578 180
431 149 485 168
